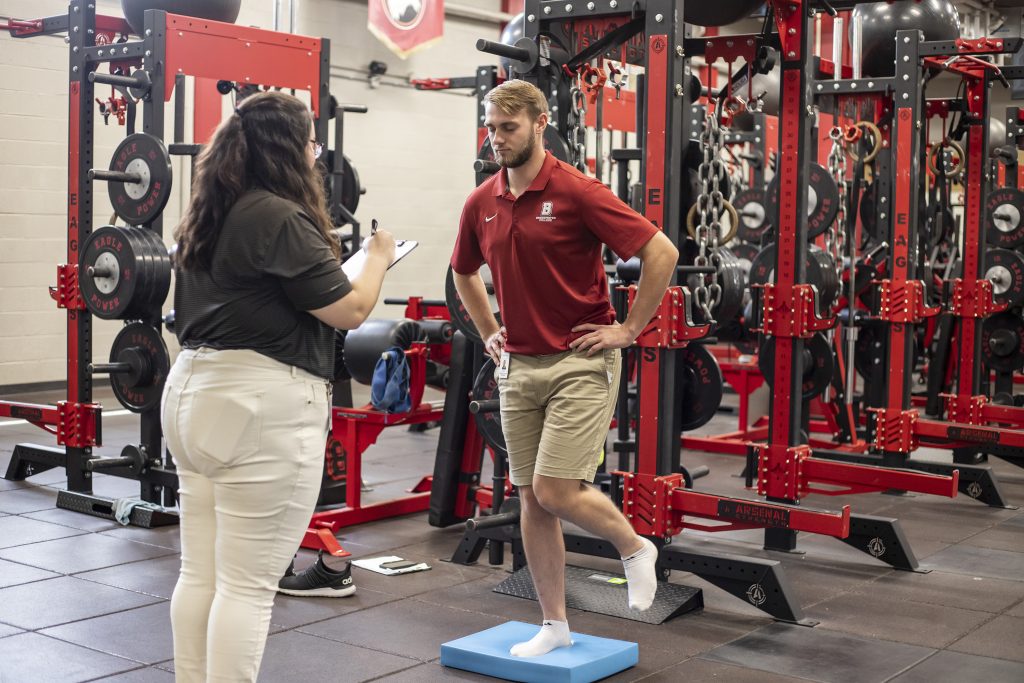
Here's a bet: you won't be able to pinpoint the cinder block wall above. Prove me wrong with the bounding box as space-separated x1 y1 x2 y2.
0 0 501 388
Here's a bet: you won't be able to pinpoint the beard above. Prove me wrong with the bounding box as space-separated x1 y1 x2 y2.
495 134 537 169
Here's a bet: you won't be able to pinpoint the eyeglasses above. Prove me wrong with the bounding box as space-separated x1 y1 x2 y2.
309 139 323 159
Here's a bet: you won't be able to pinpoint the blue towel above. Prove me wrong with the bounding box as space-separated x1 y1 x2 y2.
371 347 412 413
112 498 166 526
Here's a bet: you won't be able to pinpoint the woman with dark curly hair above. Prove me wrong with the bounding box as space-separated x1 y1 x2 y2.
162 90 394 682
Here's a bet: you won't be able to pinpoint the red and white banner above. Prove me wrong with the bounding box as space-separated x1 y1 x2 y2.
368 0 444 59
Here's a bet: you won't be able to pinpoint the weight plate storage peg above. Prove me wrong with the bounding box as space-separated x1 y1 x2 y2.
94 323 170 413
765 162 840 239
80 225 170 319
985 187 1024 249
92 133 173 226
985 248 1024 308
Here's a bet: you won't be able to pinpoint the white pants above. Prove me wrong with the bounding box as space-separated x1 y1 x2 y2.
161 348 329 683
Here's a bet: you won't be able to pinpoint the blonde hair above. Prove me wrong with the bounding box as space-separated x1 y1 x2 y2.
483 79 548 120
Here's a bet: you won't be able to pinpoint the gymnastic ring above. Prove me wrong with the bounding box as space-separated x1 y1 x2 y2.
845 120 882 163
927 139 965 178
686 199 740 245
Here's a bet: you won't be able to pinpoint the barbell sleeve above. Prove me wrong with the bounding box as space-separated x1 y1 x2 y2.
476 39 530 63
89 362 132 375
466 509 520 531
469 398 500 414
89 169 142 183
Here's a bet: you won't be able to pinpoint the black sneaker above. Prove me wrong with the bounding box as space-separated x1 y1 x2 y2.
277 551 355 597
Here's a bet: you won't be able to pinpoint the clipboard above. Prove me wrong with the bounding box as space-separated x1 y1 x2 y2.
341 239 418 279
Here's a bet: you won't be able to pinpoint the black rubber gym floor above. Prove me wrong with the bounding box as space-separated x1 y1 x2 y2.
0 387 1022 682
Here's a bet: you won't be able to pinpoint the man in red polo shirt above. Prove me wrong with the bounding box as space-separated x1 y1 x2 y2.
451 79 679 657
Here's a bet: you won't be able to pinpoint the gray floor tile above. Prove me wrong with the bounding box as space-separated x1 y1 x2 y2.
959 525 1024 554
1007 598 1024 618
22 506 124 532
651 657 815 682
1001 513 1024 529
270 584 397 630
299 598 503 662
891 649 1024 683
0 623 22 639
704 622 934 683
806 590 992 648
414 575 568 623
86 667 177 682
256 630 418 682
0 485 59 514
41 602 172 665
77 555 181 600
374 662 496 681
0 514 88 549
947 615 1024 662
100 525 181 552
0 576 161 630
849 569 1024 614
561 604 768 659
0 530 177 573
921 545 1024 582
0 632 139 682
0 557 60 589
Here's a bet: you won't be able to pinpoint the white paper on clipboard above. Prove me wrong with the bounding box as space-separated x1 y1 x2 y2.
341 239 418 280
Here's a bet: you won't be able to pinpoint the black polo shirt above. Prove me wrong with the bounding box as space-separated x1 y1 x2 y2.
174 190 351 379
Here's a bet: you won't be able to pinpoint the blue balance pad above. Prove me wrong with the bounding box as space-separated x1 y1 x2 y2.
440 621 638 683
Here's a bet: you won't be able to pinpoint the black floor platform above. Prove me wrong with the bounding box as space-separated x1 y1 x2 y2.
1 388 1023 682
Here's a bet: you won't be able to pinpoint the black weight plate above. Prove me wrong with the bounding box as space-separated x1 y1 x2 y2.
733 187 770 242
924 202 954 250
80 225 144 319
109 322 170 413
135 228 172 313
766 163 840 240
806 246 840 314
445 264 500 346
324 151 362 217
982 313 1024 373
749 243 837 314
477 126 570 185
333 330 351 382
853 324 884 381
677 344 724 431
713 247 745 325
859 182 879 243
986 248 1024 308
759 333 834 401
985 187 1024 249
108 133 172 226
471 357 507 458
119 227 152 320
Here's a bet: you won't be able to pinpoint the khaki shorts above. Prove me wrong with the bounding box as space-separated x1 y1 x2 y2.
498 348 621 486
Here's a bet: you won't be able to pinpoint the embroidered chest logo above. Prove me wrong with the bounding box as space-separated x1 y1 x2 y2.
537 201 556 222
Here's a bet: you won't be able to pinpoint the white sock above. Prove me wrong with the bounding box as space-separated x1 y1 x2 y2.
509 620 572 657
622 536 658 611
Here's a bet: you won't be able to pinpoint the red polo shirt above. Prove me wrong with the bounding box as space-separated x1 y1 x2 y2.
451 151 659 355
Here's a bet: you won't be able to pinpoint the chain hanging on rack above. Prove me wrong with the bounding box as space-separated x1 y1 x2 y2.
567 75 588 173
826 126 848 308
692 99 727 323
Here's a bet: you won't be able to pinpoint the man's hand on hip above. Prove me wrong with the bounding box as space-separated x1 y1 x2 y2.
484 326 508 364
569 321 636 356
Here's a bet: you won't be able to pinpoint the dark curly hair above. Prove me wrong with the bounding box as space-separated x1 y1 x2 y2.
174 91 338 270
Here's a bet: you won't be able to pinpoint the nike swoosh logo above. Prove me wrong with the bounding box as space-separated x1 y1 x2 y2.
484 213 498 222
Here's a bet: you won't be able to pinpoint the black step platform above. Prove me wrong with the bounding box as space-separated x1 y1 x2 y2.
493 564 703 625
56 489 178 528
